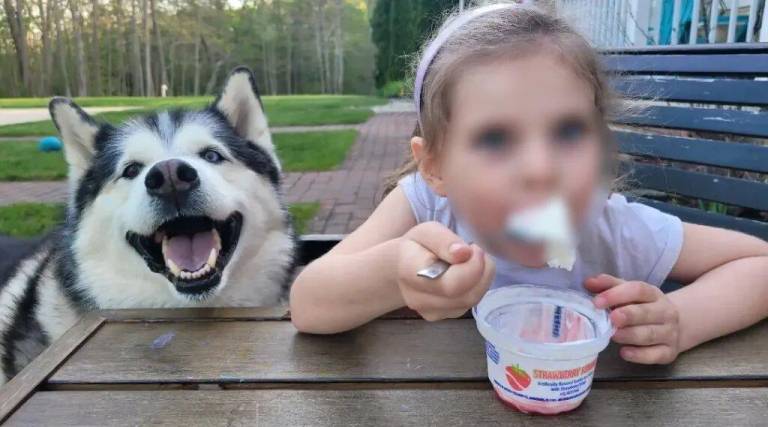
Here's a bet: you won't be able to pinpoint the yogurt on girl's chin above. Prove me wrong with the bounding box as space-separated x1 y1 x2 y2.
506 196 576 271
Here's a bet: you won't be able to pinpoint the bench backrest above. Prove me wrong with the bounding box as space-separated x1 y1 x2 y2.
297 45 768 265
603 44 768 240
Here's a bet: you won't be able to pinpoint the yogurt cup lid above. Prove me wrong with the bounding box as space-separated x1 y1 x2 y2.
473 285 614 360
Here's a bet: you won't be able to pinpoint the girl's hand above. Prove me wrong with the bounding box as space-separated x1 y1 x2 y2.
584 274 681 364
397 222 496 321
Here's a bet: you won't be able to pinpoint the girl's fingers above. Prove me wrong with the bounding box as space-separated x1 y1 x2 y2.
593 281 663 309
612 324 675 346
404 287 477 311
620 345 678 365
418 308 469 322
403 288 474 320
405 222 472 264
611 300 678 328
439 245 487 297
583 274 624 293
398 239 445 294
477 252 496 293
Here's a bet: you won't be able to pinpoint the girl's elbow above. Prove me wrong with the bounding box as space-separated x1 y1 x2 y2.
288 285 313 332
290 311 315 333
289 290 334 334
290 309 342 334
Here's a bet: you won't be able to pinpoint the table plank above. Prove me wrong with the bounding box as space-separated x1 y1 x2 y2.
7 388 768 426
98 307 290 322
99 306 422 321
0 312 105 423
49 318 768 386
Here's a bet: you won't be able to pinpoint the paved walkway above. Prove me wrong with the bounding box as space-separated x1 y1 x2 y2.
0 107 138 126
0 113 416 234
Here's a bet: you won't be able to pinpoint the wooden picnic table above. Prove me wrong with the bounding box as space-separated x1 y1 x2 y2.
0 307 766 426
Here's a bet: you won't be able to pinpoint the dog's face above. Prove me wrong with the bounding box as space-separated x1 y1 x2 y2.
50 68 289 304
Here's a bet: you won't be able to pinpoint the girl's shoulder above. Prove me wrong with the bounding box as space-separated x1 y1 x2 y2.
599 193 682 237
585 193 684 286
398 172 455 228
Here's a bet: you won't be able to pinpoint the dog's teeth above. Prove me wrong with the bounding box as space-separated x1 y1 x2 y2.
213 230 222 251
207 248 218 268
167 259 182 277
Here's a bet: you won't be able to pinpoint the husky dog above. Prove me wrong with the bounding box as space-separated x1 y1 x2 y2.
0 68 296 385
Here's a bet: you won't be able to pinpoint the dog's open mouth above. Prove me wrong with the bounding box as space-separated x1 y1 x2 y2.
126 212 243 296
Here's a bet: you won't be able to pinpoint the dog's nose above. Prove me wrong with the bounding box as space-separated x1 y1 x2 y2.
145 159 200 198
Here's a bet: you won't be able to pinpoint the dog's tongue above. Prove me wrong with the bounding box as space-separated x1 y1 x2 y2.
165 231 215 272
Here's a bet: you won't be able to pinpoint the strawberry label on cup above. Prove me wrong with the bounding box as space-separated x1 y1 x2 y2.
473 285 614 415
487 349 598 410
505 365 531 391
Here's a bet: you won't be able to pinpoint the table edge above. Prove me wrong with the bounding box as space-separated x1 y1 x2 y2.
0 312 106 423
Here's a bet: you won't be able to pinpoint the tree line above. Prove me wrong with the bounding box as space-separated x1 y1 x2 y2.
0 0 377 98
370 0 456 89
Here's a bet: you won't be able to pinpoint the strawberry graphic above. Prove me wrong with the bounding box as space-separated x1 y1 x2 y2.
506 365 532 391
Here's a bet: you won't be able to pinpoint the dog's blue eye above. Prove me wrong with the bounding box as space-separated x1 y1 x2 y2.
122 163 143 180
201 149 224 164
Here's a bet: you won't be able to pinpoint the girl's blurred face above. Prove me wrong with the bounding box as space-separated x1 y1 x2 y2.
425 54 603 267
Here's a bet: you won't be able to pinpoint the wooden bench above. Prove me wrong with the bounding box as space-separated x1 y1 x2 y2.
604 43 768 240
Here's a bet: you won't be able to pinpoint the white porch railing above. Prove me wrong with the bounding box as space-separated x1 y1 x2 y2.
555 0 768 47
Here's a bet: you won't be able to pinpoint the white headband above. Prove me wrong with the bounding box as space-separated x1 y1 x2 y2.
413 3 518 127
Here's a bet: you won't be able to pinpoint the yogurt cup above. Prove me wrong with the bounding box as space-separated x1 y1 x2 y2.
473 285 614 415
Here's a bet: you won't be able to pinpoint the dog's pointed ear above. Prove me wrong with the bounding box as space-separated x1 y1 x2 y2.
49 97 101 182
213 67 279 168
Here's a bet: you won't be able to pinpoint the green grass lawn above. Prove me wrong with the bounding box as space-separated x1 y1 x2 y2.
0 140 67 181
0 95 385 137
288 202 320 235
0 130 355 180
0 202 320 238
0 203 66 237
275 130 356 172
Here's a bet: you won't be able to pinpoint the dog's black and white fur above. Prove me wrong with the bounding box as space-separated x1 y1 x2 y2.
0 68 296 385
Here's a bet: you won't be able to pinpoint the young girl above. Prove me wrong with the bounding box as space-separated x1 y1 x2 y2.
290 2 768 365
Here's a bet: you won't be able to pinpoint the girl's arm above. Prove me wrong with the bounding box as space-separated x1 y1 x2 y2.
289 188 416 334
667 223 768 352
290 187 493 334
586 223 768 364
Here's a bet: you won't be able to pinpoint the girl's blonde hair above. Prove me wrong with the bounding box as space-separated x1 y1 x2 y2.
386 1 621 193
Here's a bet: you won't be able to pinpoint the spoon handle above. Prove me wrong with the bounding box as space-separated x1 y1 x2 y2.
416 260 450 279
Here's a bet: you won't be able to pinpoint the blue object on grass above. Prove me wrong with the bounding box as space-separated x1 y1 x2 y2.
38 136 62 152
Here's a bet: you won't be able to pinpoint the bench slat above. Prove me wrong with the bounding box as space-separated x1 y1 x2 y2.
616 131 768 174
621 162 768 211
297 234 343 265
633 197 768 239
615 105 768 138
612 77 768 106
603 54 768 75
8 389 768 426
602 43 768 54
48 318 768 384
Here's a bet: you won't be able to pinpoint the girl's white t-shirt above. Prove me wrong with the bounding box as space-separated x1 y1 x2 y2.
399 173 684 291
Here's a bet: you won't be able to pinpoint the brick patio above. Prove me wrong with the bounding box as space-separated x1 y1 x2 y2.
0 113 416 234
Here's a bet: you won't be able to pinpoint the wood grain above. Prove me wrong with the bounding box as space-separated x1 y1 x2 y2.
0 312 105 423
48 318 768 385
7 388 768 426
99 306 290 322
